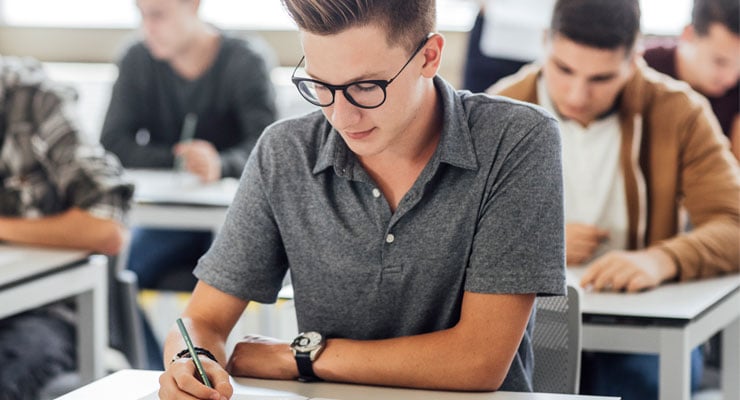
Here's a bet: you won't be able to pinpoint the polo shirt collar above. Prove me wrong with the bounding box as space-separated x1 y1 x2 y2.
313 76 478 176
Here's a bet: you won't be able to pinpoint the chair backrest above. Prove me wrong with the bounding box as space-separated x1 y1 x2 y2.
110 250 148 369
532 283 582 394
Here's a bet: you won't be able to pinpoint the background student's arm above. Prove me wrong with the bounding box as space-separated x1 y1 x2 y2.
0 77 133 255
0 208 125 255
160 281 248 400
652 107 739 280
216 45 277 179
228 291 534 391
100 45 175 168
583 105 740 291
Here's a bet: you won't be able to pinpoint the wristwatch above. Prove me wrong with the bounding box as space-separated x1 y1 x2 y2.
290 331 325 382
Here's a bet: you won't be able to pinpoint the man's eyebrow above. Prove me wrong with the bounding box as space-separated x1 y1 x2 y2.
304 68 384 86
551 55 618 81
551 57 573 73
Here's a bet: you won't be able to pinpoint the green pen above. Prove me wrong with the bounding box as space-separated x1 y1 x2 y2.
175 113 198 171
176 318 213 388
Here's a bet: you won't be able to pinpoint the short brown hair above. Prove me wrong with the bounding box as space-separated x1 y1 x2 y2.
692 0 739 36
280 0 435 53
551 0 641 52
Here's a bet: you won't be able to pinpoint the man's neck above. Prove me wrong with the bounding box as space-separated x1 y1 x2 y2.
359 84 443 211
169 23 221 81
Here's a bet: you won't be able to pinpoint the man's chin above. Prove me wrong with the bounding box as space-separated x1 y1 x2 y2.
145 44 171 61
701 86 731 98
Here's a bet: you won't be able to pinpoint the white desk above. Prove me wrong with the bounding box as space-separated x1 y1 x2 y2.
0 244 108 384
125 169 238 231
569 268 740 400
56 369 619 400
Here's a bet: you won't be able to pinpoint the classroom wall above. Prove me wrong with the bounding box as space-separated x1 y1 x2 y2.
0 26 470 88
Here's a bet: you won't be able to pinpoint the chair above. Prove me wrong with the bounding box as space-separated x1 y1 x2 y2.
532 283 582 394
38 256 148 399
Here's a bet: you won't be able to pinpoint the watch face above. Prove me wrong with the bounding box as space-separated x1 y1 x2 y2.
291 331 323 352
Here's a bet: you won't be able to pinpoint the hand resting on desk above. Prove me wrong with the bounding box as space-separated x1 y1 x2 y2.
174 139 222 183
227 334 298 380
578 248 678 293
565 223 610 265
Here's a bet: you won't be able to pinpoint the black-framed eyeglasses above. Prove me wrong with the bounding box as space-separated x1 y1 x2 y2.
291 33 433 109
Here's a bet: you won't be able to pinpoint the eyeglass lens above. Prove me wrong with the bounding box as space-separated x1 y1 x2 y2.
296 81 386 108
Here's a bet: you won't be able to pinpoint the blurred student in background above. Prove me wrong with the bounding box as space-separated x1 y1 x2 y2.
462 0 555 92
100 0 277 371
644 0 739 160
100 0 277 290
491 0 740 398
0 56 132 400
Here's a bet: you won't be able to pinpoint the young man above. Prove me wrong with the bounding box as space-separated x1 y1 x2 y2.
100 0 277 290
490 0 740 398
644 0 740 159
157 0 566 398
0 56 132 400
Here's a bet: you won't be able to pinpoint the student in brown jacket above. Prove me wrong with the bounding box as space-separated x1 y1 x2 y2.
490 0 739 398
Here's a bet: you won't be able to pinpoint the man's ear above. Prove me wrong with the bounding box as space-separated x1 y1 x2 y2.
190 0 201 14
421 33 445 78
625 49 639 78
680 24 696 42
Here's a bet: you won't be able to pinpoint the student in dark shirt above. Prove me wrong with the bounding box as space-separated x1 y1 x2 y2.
100 0 277 291
643 0 739 159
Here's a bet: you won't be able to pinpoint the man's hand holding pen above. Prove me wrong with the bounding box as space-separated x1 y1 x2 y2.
162 354 232 400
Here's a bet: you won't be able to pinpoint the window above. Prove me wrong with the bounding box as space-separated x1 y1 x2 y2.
0 0 692 35
1 0 479 31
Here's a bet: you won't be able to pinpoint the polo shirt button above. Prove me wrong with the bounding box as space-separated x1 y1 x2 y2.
372 188 381 198
386 233 395 243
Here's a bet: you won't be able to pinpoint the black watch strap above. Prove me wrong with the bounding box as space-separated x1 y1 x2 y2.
295 352 320 382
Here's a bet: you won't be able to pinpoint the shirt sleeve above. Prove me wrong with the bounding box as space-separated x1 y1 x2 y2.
465 115 566 297
34 83 134 222
194 130 287 302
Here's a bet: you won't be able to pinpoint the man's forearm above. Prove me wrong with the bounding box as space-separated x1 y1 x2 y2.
0 208 125 255
312 293 535 391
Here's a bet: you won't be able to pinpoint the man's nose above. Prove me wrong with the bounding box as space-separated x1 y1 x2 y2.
566 79 590 107
330 91 362 128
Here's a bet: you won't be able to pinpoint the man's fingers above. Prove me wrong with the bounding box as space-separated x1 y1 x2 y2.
166 360 227 400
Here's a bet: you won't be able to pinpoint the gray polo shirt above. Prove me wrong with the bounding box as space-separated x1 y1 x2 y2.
195 76 565 391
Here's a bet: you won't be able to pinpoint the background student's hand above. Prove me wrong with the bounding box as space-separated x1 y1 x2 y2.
226 334 298 380
565 223 610 265
580 248 679 292
174 139 222 183
159 356 232 400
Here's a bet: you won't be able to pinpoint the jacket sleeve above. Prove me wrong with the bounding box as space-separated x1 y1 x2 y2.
658 103 740 280
100 46 175 168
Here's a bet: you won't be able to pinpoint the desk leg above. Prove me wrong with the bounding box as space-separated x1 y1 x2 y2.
76 257 108 383
723 317 740 400
659 328 691 400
